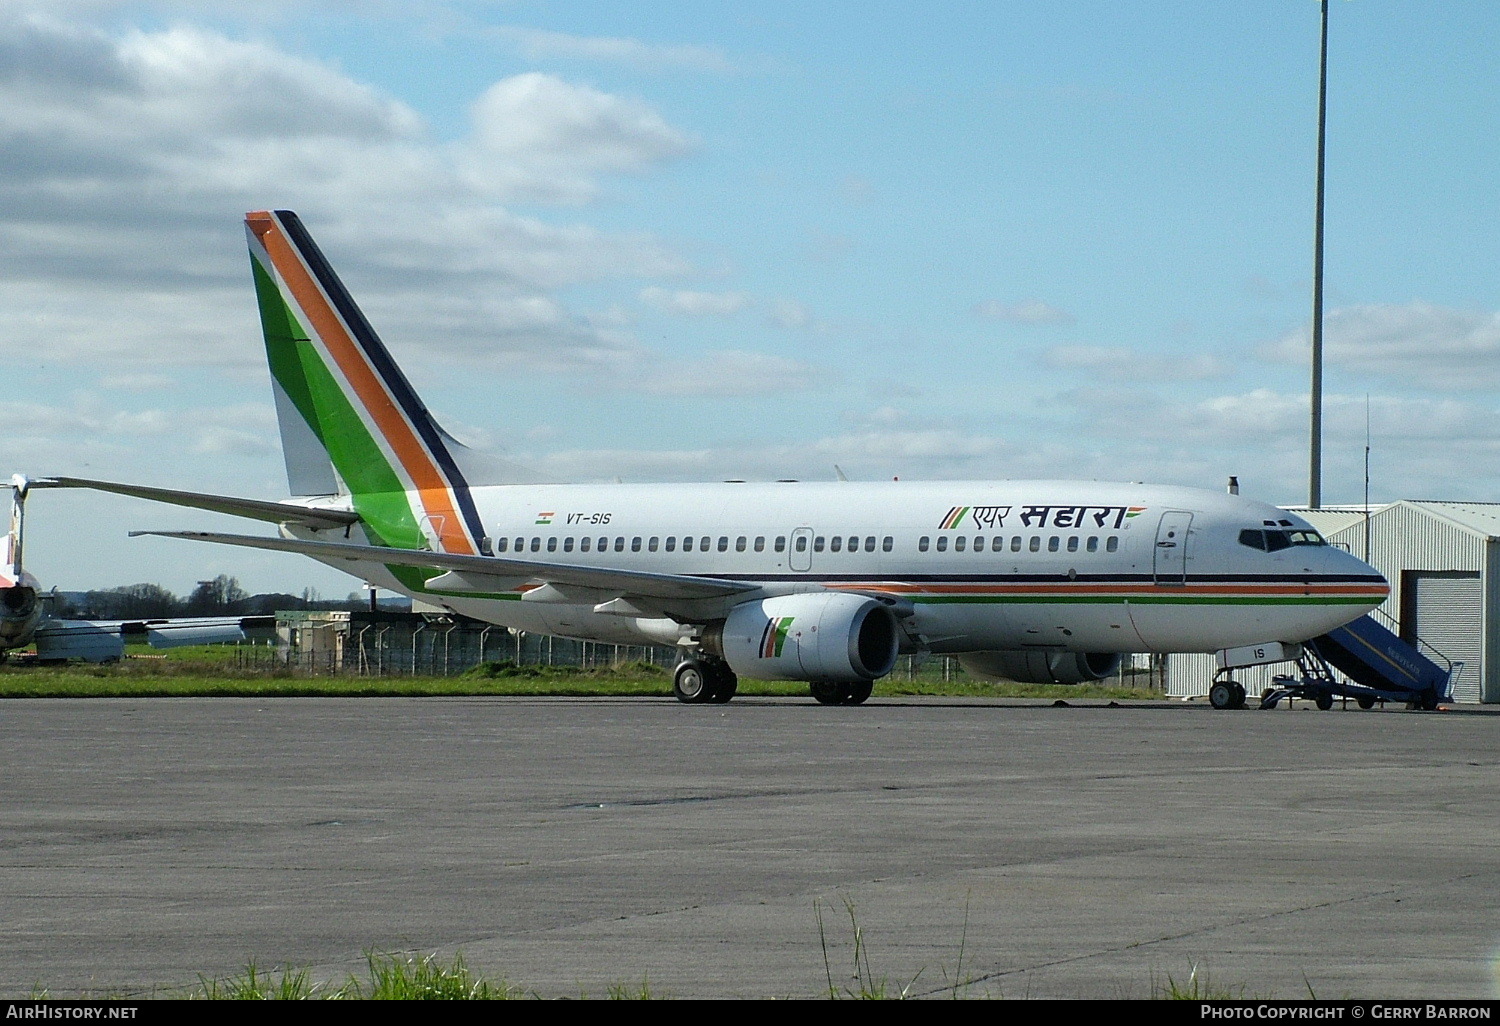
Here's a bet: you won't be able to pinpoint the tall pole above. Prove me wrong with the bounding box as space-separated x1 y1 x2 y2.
1309 0 1328 508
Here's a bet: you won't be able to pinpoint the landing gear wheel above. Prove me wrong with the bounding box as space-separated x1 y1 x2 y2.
843 681 873 706
706 661 738 704
672 660 712 704
1419 690 1441 711
1315 692 1334 711
1209 682 1235 710
1357 695 1376 710
810 681 851 705
1229 682 1247 709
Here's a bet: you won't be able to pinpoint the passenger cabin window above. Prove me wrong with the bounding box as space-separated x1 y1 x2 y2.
918 537 929 552
563 538 574 552
1047 536 1060 552
1106 537 1119 552
867 536 878 552
665 537 676 552
648 537 658 552
1011 537 1022 552
530 538 541 553
631 537 642 552
795 536 808 552
614 537 625 552
717 536 729 552
954 536 965 552
1029 537 1041 552
736 536 747 552
775 536 787 553
936 536 948 552
974 536 985 552
682 536 693 552
1067 536 1079 552
546 538 557 552
755 537 765 552
882 536 892 552
813 536 825 552
830 536 842 553
1087 536 1098 552
495 537 508 553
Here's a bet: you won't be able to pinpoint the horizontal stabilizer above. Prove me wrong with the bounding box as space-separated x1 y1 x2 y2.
35 477 358 530
134 530 758 602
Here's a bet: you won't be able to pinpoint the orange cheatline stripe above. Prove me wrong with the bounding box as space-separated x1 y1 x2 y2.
826 581 1388 596
247 212 475 555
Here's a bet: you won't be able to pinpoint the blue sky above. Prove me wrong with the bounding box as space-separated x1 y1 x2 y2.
3 1 1497 594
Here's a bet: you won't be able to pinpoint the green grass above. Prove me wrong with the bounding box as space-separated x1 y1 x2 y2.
1152 965 1246 1000
0 644 1163 701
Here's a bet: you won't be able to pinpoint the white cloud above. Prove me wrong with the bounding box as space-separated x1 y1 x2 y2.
0 15 694 375
489 26 741 74
461 72 693 205
768 298 812 329
639 287 748 317
973 299 1075 325
1045 345 1228 381
596 349 817 397
1265 302 1500 389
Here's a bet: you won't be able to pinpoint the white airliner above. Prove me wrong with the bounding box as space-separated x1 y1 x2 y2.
42 210 1389 702
0 475 269 662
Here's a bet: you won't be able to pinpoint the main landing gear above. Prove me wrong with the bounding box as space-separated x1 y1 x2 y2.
672 657 738 704
809 680 873 706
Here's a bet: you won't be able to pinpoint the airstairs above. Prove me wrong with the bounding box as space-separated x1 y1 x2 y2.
1214 610 1458 711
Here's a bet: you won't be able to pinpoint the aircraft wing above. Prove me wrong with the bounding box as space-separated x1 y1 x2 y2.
33 477 359 531
134 530 759 601
32 615 276 662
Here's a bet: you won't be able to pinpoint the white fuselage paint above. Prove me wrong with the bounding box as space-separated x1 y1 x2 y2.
290 479 1389 658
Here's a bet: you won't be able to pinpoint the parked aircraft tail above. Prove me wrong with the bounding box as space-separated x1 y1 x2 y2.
244 210 491 554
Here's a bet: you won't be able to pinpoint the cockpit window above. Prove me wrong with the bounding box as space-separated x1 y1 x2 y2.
1240 527 1326 552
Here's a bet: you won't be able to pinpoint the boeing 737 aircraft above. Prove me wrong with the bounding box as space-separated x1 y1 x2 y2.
42 211 1389 703
0 475 270 662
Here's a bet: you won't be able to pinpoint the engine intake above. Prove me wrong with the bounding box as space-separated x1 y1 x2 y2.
708 593 899 682
958 650 1121 685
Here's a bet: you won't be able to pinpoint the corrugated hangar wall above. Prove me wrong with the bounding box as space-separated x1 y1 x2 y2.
1166 501 1498 704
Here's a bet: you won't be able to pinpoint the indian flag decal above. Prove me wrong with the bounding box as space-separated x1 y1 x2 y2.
535 512 554 525
939 506 970 530
760 616 795 659
1126 507 1146 519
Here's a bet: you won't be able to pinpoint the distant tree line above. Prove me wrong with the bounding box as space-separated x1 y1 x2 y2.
54 575 382 620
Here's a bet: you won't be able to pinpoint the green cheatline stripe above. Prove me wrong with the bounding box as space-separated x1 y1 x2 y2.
913 594 1374 607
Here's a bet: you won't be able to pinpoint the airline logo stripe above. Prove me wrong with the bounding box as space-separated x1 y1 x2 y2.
246 211 480 556
759 616 795 659
939 506 969 530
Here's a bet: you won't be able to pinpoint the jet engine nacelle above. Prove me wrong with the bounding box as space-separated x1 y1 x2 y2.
710 593 900 682
0 585 41 650
959 650 1121 685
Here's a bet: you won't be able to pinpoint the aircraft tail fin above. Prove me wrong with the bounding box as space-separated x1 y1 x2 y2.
1 475 27 588
244 210 488 554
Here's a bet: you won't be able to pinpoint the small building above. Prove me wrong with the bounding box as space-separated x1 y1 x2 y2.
1169 500 1500 704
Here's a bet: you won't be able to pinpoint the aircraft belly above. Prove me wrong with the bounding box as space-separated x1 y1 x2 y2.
916 598 1147 653
1126 599 1290 651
